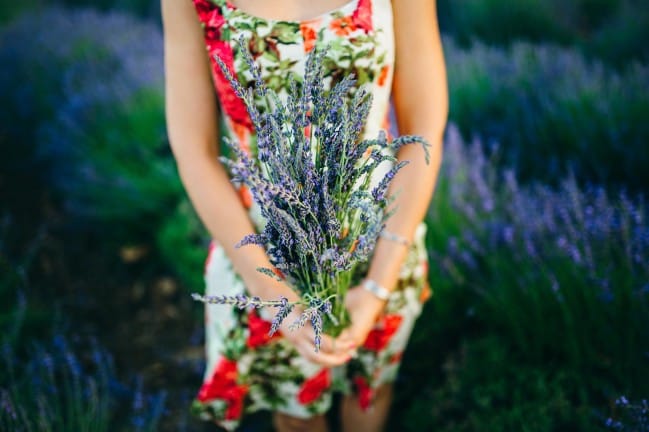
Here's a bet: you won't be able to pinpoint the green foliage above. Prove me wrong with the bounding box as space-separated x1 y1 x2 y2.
392 129 649 430
0 0 44 24
1 333 166 432
402 336 598 432
446 40 649 191
0 0 158 21
437 0 649 65
0 7 167 231
0 216 53 350
0 216 166 431
48 89 183 241
57 0 158 17
439 0 573 46
157 199 209 293
0 8 206 292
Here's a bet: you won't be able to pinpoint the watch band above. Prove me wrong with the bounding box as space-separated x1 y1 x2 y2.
379 230 411 247
362 279 391 301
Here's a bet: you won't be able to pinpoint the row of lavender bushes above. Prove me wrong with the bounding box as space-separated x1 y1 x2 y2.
4 0 647 66
0 224 167 431
0 0 156 23
0 8 195 429
1 5 647 431
436 0 649 65
390 126 648 431
446 38 649 192
1 333 167 431
0 7 206 292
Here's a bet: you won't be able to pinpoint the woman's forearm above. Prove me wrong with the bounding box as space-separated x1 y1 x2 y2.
175 148 298 301
161 0 297 302
363 0 449 293
364 131 444 291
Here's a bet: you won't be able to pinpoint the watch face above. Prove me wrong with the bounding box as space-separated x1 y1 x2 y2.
363 279 390 300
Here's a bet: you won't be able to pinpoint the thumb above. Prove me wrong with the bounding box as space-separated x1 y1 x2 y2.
334 329 358 349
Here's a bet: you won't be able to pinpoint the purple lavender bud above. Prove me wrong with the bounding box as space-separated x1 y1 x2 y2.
616 396 630 407
371 160 409 202
0 389 17 421
503 225 515 245
390 134 431 163
311 312 323 352
256 267 284 281
269 302 293 337
236 234 268 248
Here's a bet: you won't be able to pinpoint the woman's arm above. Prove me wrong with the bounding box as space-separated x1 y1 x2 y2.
345 0 448 340
161 0 354 364
161 0 287 301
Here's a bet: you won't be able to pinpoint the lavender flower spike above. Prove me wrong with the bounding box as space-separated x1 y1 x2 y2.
193 293 268 310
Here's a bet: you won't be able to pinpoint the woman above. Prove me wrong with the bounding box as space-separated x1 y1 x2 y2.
161 0 447 430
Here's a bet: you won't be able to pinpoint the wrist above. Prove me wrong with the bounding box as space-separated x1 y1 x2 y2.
364 244 407 296
379 229 411 248
362 278 391 301
354 280 388 317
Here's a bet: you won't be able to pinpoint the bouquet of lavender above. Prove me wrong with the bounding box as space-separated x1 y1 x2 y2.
192 43 429 351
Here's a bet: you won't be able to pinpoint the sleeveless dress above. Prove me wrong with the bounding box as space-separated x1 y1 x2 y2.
190 0 431 429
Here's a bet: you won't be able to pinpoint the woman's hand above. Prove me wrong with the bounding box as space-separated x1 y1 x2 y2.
279 305 357 368
338 284 387 347
255 278 357 367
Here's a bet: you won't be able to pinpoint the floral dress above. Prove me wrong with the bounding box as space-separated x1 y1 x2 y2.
190 0 431 429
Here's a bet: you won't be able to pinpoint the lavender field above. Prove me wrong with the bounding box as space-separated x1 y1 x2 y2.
1 2 648 431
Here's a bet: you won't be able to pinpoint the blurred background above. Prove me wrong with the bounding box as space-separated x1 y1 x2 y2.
1 0 648 431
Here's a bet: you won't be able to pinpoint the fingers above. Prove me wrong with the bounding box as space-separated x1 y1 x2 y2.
334 329 357 346
318 333 355 356
334 329 359 358
295 339 350 368
291 331 352 367
333 331 358 355
281 319 357 367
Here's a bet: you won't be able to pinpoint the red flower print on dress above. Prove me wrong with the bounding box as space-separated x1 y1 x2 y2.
197 357 249 420
362 314 403 351
381 111 393 141
204 241 218 276
351 0 373 33
303 109 313 137
208 43 254 131
377 64 390 87
203 16 226 50
272 267 286 280
389 350 403 364
238 185 253 209
330 16 357 36
297 368 331 405
300 22 318 53
193 0 217 20
231 121 252 154
195 4 253 131
353 376 373 411
420 282 432 303
247 309 282 348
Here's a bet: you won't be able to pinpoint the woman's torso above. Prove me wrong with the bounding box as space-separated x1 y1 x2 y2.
192 0 395 226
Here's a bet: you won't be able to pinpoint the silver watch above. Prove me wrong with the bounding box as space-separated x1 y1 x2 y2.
361 279 391 301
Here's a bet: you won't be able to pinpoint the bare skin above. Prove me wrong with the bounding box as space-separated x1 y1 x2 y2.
229 0 354 21
160 0 447 431
341 384 394 432
273 412 328 432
